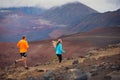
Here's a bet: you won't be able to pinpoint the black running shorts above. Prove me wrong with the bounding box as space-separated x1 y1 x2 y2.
20 53 27 57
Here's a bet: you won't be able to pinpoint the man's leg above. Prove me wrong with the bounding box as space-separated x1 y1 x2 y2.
16 58 24 62
23 57 27 67
15 53 24 62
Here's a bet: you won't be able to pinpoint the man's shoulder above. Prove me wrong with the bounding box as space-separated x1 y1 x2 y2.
19 40 27 43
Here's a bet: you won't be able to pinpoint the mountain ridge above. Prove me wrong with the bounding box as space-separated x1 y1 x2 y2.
66 8 120 34
0 2 98 42
0 2 120 42
41 2 98 26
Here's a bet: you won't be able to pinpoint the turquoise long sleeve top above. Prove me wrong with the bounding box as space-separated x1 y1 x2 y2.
55 43 65 54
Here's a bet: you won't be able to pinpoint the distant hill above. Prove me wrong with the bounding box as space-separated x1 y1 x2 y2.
63 26 120 37
0 7 45 15
0 2 98 42
41 2 98 26
0 7 60 42
0 2 120 42
69 9 120 33
82 26 120 36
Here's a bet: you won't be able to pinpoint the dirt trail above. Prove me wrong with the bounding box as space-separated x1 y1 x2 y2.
1 43 120 80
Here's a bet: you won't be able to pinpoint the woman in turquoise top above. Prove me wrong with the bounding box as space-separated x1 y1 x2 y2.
55 39 65 63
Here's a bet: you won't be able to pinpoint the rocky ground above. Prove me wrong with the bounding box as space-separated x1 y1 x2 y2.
0 43 120 80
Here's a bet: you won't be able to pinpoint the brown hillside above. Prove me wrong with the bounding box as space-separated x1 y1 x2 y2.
0 33 120 69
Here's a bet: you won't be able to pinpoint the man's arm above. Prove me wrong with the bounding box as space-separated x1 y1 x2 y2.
25 41 29 49
17 41 20 48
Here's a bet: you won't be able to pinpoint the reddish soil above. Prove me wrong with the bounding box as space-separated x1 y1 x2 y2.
0 33 120 68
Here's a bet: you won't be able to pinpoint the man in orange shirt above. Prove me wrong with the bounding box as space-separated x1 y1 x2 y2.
15 35 29 69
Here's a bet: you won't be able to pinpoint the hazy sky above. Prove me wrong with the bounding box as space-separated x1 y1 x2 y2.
0 0 120 12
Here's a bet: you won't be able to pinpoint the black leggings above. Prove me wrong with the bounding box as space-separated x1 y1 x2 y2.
56 54 62 63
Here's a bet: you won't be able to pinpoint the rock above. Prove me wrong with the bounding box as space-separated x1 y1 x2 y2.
91 72 98 76
0 72 6 80
97 63 106 70
27 77 38 80
90 68 98 76
65 69 88 80
64 66 70 70
27 77 33 80
36 69 44 72
110 64 120 71
34 63 42 67
116 65 120 70
72 59 79 69
26 76 44 80
66 58 71 60
107 71 120 80
104 76 112 80
79 56 85 58
72 59 79 65
90 65 98 73
44 70 56 80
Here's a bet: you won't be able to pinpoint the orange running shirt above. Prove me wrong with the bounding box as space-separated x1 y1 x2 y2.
17 39 29 53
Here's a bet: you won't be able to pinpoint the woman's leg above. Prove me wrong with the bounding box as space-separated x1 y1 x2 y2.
57 54 62 63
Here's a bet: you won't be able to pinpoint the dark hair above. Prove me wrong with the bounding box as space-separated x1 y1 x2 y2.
22 36 26 39
56 41 61 46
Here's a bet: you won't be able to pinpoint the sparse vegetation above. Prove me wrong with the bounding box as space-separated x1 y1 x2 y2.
0 43 120 80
